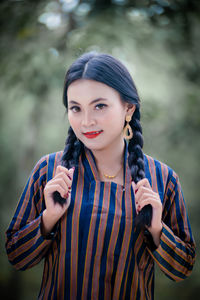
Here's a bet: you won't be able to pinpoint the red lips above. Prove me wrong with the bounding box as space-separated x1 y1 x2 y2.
83 130 103 139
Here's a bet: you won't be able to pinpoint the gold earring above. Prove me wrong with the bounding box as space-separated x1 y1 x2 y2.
123 115 133 140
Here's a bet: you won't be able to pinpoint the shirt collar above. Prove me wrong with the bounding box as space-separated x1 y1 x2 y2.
81 140 132 187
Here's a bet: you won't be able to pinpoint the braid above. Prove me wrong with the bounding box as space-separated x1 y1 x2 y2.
128 107 152 229
61 127 84 169
128 107 145 182
56 51 152 223
53 126 84 205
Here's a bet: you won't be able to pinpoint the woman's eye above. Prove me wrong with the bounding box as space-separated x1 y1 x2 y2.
95 103 107 110
69 106 80 112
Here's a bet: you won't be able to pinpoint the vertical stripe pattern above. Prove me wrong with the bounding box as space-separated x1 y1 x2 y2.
5 147 196 299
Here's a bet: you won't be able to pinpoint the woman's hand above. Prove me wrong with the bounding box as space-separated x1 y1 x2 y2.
132 179 163 247
42 166 74 235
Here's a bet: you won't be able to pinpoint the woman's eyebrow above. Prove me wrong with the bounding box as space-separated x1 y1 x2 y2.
68 98 108 105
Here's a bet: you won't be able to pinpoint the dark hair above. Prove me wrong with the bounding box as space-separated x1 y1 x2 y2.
53 52 152 229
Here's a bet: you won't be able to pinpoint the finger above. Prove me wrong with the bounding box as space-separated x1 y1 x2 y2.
55 166 74 180
67 167 75 184
47 176 71 193
137 197 161 213
131 181 136 189
135 191 159 207
135 193 159 212
56 166 74 182
135 186 156 201
55 165 68 176
136 198 152 214
63 193 72 210
53 172 72 189
136 178 151 190
140 192 159 203
45 184 68 199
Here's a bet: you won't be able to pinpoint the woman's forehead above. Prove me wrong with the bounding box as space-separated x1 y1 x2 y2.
67 79 121 102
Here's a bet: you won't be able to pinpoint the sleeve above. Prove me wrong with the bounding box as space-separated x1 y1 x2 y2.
5 155 58 271
147 172 196 282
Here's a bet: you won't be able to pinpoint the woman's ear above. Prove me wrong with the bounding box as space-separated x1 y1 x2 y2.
126 103 136 116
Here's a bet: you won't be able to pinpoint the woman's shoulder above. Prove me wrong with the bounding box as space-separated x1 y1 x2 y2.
35 151 63 167
143 153 179 185
31 151 63 179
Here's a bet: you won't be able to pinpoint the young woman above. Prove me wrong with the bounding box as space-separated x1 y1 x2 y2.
6 52 196 300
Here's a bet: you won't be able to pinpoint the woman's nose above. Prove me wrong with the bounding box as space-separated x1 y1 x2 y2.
81 111 95 127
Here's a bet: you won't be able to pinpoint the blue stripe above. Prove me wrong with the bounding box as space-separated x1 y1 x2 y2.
110 190 125 298
47 153 57 181
77 171 90 298
124 250 134 299
160 239 193 271
87 181 104 299
153 251 187 280
98 184 116 300
144 155 152 186
154 159 165 202
7 223 41 255
10 177 31 231
5 148 196 299
64 186 75 300
144 256 154 299
119 234 134 299
19 160 47 227
82 150 96 182
12 235 45 267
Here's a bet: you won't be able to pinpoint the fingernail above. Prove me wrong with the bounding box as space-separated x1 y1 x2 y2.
135 188 138 194
136 201 138 204
68 186 71 190
68 175 72 180
64 192 69 198
72 167 75 170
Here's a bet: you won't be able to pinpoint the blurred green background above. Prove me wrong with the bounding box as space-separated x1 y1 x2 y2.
0 0 199 299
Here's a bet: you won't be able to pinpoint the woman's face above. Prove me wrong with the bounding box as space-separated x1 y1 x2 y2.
67 79 135 152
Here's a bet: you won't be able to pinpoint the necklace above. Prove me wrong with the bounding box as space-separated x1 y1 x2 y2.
103 167 122 179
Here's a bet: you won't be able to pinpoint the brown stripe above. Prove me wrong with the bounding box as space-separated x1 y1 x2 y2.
130 231 144 299
44 249 54 298
139 268 145 300
170 194 180 235
104 185 123 300
85 149 100 180
160 163 169 195
130 258 139 300
113 185 133 298
57 212 67 299
147 268 154 299
70 167 84 299
50 256 59 300
146 156 158 193
149 251 181 281
15 237 49 269
81 181 101 300
122 248 133 299
144 261 154 300
91 183 110 298
8 218 43 259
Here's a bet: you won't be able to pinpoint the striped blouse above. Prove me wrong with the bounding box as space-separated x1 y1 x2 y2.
5 145 196 300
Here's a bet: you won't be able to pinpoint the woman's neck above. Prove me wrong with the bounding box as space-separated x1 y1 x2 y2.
91 138 125 184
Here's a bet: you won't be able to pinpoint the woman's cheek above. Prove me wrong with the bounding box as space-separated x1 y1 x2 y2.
68 114 78 130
